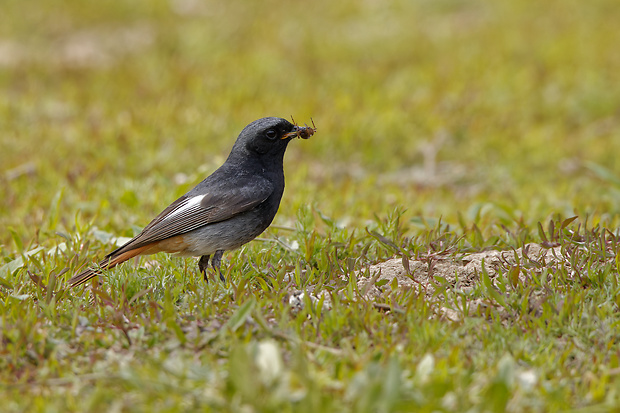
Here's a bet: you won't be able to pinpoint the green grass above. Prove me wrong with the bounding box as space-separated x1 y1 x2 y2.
2 0 620 411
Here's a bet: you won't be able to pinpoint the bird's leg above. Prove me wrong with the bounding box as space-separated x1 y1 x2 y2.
212 250 225 281
198 255 211 282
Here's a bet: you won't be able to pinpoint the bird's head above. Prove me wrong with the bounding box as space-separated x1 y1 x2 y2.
233 117 297 158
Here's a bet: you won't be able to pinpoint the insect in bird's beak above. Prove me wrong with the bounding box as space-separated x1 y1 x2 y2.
283 117 317 139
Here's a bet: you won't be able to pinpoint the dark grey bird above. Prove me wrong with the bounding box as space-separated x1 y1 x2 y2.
69 116 316 288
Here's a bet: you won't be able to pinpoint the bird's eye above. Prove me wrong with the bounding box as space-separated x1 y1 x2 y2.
265 129 278 140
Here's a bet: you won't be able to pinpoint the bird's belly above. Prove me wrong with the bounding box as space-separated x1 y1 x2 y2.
172 212 273 257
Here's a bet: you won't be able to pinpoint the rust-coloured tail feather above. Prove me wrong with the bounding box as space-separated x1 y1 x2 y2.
68 246 148 288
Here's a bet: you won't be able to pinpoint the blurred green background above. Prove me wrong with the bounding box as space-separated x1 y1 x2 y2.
2 0 620 247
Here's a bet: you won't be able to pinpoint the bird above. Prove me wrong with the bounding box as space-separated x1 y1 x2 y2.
68 116 316 288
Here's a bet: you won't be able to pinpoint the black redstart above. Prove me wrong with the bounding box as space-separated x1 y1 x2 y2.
69 116 316 288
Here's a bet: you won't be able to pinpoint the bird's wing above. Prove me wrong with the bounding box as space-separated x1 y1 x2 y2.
107 178 274 255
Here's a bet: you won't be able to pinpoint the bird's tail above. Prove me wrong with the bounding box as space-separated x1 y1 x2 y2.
68 246 148 288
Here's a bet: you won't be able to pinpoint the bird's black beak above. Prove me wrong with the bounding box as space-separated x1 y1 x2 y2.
282 120 317 140
282 126 300 139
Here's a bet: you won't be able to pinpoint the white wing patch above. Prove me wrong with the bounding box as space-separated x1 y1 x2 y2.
163 195 204 222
